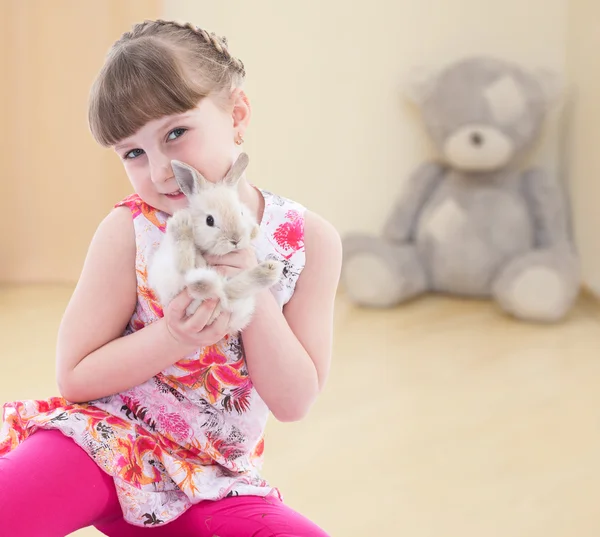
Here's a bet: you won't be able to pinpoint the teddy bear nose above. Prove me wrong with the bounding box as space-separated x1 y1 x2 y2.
470 132 484 146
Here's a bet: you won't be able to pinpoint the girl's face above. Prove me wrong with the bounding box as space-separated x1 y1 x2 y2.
113 90 250 215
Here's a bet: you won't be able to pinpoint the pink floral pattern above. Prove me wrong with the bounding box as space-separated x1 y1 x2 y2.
273 210 304 257
0 189 306 527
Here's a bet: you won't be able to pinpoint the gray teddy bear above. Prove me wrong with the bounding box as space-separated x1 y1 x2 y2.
342 56 580 322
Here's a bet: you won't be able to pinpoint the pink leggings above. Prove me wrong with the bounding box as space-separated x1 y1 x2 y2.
0 430 329 537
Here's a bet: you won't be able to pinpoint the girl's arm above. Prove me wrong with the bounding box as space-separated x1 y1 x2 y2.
56 207 228 403
240 211 342 422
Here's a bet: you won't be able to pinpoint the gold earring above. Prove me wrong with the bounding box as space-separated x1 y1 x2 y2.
235 135 244 145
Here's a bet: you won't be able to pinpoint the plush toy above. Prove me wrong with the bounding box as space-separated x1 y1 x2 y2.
342 56 580 322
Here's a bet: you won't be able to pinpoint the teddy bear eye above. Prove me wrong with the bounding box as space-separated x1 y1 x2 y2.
206 215 215 227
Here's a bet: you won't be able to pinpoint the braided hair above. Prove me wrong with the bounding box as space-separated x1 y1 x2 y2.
89 19 245 147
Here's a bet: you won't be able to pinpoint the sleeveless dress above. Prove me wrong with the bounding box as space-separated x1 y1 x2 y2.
0 189 306 527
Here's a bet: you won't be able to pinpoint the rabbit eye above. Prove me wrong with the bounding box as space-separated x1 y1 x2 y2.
206 215 215 227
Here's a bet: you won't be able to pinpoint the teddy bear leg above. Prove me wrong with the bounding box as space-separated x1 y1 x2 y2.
341 234 428 307
492 248 581 322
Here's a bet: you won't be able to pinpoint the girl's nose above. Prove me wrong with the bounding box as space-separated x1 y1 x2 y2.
149 154 173 184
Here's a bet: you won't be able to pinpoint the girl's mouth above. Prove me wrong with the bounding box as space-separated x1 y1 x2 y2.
165 190 185 200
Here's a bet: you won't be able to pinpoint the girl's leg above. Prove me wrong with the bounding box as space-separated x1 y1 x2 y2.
96 494 329 537
0 429 123 537
194 495 330 537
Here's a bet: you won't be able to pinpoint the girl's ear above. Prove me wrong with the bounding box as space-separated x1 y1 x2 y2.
230 87 251 137
223 152 249 187
171 160 207 197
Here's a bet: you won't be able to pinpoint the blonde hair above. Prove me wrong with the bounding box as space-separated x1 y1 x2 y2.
88 19 245 147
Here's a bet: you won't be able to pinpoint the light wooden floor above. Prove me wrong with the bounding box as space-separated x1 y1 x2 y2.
1 285 600 536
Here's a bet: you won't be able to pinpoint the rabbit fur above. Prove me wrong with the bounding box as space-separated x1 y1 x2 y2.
148 153 283 335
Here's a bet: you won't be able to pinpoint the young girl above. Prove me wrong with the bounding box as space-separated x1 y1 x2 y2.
0 19 341 537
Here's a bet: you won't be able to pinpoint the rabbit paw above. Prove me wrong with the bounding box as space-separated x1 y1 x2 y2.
168 209 195 243
255 260 284 287
185 268 223 300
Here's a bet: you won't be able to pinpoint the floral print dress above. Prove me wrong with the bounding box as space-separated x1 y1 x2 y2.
0 189 306 527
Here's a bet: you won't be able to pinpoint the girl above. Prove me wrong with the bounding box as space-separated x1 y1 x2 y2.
0 19 341 537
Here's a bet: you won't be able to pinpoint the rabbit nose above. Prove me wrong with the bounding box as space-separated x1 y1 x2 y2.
230 238 240 247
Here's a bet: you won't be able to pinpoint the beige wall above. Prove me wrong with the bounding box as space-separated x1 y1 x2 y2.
566 0 600 297
163 0 568 237
6 0 598 288
0 1 159 284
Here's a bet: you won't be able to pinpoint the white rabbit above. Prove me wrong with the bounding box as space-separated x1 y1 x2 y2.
148 152 283 336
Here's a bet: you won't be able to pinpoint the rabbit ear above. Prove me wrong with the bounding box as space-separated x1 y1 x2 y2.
223 152 249 187
171 160 208 197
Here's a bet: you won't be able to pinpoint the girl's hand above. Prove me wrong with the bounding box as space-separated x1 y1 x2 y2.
205 248 258 278
162 289 231 353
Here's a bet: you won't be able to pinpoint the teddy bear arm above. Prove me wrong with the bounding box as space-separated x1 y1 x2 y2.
521 167 571 249
490 168 581 322
382 161 446 243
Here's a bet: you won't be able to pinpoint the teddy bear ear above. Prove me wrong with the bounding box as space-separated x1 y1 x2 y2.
404 65 440 105
532 67 564 107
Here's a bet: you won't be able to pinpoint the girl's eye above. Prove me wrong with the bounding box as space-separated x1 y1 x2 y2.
124 148 144 160
167 128 187 141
